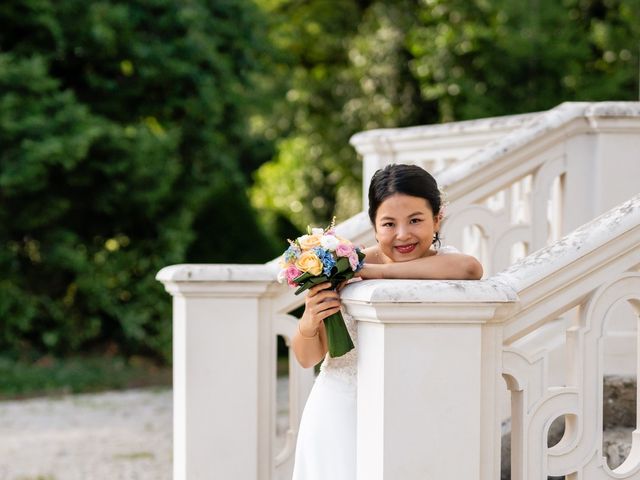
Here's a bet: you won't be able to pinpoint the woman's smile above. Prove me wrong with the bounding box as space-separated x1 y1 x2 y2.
395 243 417 254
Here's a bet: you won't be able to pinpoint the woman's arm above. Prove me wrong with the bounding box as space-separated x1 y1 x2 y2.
359 251 483 280
291 282 338 368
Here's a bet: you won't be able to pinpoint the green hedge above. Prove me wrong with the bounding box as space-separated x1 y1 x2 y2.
0 0 279 363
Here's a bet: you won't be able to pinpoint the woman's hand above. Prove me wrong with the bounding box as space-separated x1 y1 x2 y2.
355 263 383 280
336 277 362 292
299 282 342 336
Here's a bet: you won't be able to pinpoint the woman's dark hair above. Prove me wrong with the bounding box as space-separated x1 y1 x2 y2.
368 163 442 245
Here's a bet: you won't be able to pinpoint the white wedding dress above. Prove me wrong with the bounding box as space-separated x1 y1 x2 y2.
291 309 358 480
291 246 458 479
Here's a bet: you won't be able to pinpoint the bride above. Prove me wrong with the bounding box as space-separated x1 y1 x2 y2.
291 163 483 479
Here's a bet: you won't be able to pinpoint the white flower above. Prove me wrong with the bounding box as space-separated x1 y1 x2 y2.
311 227 324 236
320 234 340 251
277 269 287 284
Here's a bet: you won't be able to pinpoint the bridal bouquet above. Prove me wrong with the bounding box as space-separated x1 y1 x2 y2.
278 219 365 357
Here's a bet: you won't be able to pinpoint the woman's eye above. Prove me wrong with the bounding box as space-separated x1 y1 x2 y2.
410 218 423 224
382 222 394 228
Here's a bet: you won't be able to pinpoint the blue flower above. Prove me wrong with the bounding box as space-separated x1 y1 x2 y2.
313 247 336 276
355 247 365 271
284 244 301 262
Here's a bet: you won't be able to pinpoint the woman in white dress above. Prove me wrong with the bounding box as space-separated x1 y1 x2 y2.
291 164 483 479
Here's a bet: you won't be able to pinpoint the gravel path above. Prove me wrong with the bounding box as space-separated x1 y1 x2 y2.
0 388 173 480
0 379 290 480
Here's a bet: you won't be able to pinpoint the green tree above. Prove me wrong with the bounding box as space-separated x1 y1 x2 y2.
252 0 640 236
407 0 640 121
250 0 428 237
0 0 278 362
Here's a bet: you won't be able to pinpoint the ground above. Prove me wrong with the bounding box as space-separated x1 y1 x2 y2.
0 379 289 480
0 389 172 480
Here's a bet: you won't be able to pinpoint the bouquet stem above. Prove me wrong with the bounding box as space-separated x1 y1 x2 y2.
324 310 354 357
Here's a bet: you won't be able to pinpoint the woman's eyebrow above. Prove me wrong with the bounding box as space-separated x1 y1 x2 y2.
379 211 426 222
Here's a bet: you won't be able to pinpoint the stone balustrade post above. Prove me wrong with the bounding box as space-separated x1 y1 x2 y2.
341 279 517 480
157 264 280 480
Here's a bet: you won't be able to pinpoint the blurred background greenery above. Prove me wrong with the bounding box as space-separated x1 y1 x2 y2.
0 0 638 396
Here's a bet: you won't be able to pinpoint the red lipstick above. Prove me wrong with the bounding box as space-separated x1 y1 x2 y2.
395 244 416 254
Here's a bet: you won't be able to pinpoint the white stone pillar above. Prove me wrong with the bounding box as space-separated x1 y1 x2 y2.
563 104 640 234
350 133 397 211
341 279 516 480
157 264 279 480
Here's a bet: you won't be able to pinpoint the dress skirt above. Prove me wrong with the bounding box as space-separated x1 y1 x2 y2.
291 372 356 480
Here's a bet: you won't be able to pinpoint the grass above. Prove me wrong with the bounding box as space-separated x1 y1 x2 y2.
0 354 172 400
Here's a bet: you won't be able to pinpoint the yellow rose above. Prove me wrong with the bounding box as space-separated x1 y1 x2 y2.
295 250 323 276
298 234 322 251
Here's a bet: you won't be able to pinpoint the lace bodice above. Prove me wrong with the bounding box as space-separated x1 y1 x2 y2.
318 310 358 385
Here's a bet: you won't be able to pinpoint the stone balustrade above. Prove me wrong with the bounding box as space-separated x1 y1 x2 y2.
157 101 640 479
157 263 313 480
157 193 640 479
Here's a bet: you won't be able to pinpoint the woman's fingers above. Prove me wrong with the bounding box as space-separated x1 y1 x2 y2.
307 295 340 314
313 303 342 321
307 283 339 302
335 279 348 292
310 297 341 313
307 282 333 296
308 300 339 318
305 282 341 321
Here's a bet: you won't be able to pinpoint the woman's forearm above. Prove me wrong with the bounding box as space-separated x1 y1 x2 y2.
361 253 483 280
291 316 328 368
291 282 340 368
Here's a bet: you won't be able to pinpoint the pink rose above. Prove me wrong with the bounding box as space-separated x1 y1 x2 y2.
348 252 359 271
335 243 354 257
286 265 303 286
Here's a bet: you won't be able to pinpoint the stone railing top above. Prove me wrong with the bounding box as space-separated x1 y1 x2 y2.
584 101 640 117
437 101 640 190
340 277 517 304
156 263 278 283
159 213 374 285
350 111 538 149
493 193 640 294
350 101 640 156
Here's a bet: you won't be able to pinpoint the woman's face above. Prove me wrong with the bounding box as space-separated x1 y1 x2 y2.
374 193 441 263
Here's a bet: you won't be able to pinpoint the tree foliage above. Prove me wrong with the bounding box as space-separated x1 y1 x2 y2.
250 0 429 237
0 0 278 362
2 0 639 363
407 0 640 121
251 0 640 236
